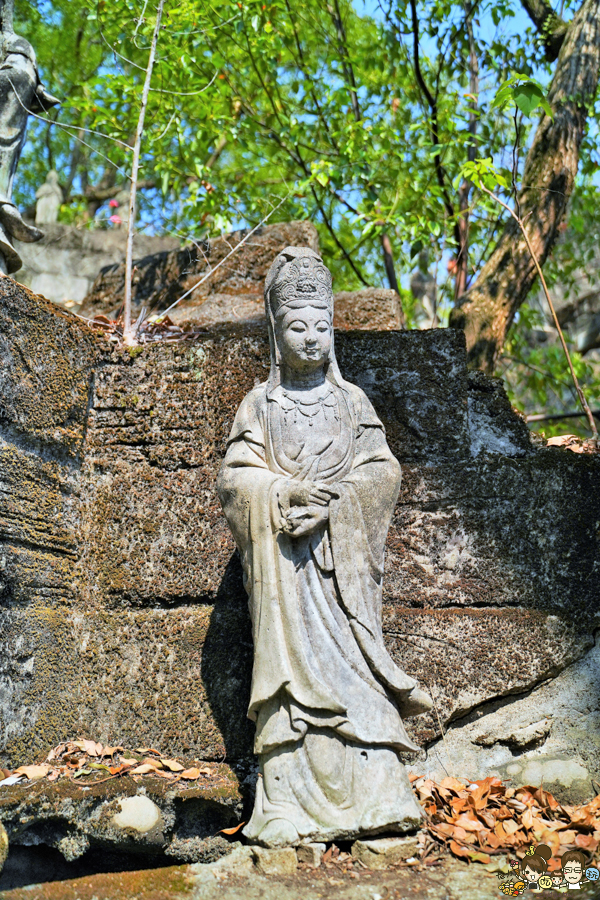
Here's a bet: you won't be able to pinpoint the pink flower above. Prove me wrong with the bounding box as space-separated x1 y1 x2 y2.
109 215 122 225
109 199 119 208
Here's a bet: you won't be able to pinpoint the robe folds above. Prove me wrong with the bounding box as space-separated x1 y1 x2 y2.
217 379 423 844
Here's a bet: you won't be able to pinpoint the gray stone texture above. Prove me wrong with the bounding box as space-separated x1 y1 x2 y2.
351 835 420 868
78 220 404 331
0 277 599 805
296 843 325 867
0 772 242 865
252 847 298 875
424 641 600 803
16 224 179 308
79 220 320 318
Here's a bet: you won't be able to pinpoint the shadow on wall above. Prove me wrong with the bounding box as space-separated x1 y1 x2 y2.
200 551 255 762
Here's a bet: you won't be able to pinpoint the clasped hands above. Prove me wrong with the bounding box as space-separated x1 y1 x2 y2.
278 479 338 538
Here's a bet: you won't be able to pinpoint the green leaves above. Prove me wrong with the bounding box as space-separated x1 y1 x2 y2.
456 159 508 193
492 74 553 119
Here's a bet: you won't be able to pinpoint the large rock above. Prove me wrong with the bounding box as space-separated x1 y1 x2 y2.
0 771 242 866
79 220 320 318
78 222 405 331
17 223 179 309
0 278 599 803
422 641 600 803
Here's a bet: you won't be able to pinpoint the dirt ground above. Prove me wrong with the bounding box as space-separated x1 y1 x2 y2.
1 855 592 900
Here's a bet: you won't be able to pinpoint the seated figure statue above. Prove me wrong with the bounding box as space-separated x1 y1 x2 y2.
217 246 432 848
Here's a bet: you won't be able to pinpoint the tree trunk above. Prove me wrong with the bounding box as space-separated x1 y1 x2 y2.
449 0 600 372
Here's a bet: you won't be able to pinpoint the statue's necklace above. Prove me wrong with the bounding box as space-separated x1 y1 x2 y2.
280 387 339 426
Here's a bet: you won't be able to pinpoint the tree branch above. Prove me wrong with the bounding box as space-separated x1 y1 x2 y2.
450 0 600 372
330 0 362 122
455 7 479 299
519 0 568 61
408 0 455 224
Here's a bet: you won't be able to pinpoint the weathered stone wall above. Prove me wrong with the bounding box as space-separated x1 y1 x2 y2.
17 224 179 309
1 279 599 801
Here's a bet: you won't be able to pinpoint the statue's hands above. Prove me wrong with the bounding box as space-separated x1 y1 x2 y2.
277 480 337 511
281 504 330 538
277 480 338 537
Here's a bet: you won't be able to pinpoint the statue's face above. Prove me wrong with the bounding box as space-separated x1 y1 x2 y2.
277 305 332 374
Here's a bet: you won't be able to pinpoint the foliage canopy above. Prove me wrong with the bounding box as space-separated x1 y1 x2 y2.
16 0 600 435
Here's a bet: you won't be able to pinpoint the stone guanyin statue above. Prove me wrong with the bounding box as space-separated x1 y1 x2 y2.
217 246 432 848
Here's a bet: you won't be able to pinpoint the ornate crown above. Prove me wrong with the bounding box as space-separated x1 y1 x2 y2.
265 246 333 316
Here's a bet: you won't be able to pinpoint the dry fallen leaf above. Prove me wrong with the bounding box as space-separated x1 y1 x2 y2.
141 757 163 769
417 773 600 865
101 746 124 759
180 767 204 779
130 764 159 775
161 758 185 772
14 764 51 780
218 822 246 835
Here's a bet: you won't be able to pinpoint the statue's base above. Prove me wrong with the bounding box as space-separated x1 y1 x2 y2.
0 222 22 274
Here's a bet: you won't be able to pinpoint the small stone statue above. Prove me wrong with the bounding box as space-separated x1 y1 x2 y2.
35 170 62 225
217 247 432 848
0 0 59 273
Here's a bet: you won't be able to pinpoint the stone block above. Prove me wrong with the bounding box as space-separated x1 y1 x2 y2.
170 286 403 331
0 279 101 453
333 288 403 330
385 607 591 745
252 846 298 875
335 328 470 462
193 844 256 878
296 842 326 867
351 835 420 868
423 642 600 802
0 774 242 861
80 220 319 317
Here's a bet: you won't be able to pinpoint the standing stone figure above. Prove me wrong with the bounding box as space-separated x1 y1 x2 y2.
217 247 432 848
0 0 59 273
35 169 62 225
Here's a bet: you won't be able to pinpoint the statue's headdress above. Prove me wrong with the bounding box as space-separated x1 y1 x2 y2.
265 246 332 318
264 245 347 395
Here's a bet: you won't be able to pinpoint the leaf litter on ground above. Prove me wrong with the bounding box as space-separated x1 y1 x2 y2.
86 313 204 345
409 772 600 865
0 739 217 788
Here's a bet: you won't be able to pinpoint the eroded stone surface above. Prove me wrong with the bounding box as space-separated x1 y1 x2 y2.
0 280 599 803
423 642 600 801
351 835 420 868
0 773 242 864
296 843 325 867
252 847 298 876
80 221 320 318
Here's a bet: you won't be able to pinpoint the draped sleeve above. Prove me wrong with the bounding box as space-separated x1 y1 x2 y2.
216 385 344 726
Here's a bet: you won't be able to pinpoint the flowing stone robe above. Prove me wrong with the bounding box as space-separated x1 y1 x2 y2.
217 377 423 844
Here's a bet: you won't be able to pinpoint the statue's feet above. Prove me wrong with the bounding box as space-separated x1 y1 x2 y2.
398 686 433 718
0 204 44 243
256 818 300 847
